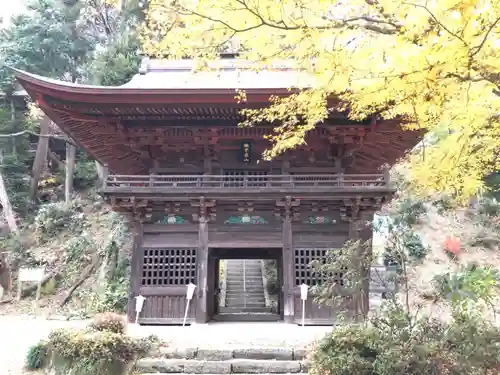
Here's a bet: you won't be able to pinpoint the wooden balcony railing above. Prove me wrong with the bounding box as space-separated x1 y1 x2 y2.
103 174 390 190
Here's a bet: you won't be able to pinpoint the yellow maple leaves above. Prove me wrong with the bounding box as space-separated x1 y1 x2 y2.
142 0 500 201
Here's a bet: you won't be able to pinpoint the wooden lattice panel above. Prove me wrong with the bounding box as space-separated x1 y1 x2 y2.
141 248 197 286
223 170 268 187
294 248 346 287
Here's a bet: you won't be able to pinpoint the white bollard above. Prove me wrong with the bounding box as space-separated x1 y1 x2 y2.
183 283 197 327
300 283 309 327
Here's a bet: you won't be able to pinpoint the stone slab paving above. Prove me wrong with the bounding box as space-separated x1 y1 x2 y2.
0 316 332 375
128 322 333 348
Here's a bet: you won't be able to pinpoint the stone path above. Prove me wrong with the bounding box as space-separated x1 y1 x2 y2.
0 316 332 374
0 315 89 375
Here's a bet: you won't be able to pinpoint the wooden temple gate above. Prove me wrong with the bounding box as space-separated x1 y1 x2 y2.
13 57 422 325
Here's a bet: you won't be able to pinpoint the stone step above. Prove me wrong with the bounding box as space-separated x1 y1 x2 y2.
226 274 262 278
225 291 264 295
152 347 307 361
218 307 274 314
226 300 266 306
135 359 306 374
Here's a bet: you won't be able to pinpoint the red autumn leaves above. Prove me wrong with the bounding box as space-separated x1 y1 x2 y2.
444 237 461 258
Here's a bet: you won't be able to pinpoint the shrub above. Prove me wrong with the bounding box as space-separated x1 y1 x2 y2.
309 304 500 375
25 340 48 370
477 197 500 217
45 327 155 375
395 197 427 225
34 200 88 240
403 231 428 262
63 232 95 262
432 264 499 306
73 158 99 189
89 312 126 334
432 194 456 214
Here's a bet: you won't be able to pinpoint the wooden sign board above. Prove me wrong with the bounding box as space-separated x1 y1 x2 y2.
19 268 45 282
17 267 45 301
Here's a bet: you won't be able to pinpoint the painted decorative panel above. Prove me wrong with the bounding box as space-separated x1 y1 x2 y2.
224 214 268 224
155 215 190 224
303 215 338 224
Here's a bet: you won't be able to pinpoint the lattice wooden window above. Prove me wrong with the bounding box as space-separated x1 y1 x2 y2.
294 248 347 287
141 248 197 286
223 170 268 187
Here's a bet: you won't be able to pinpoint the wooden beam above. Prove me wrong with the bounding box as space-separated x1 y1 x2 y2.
281 197 295 324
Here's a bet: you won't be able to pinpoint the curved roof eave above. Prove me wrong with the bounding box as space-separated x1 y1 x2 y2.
12 68 310 105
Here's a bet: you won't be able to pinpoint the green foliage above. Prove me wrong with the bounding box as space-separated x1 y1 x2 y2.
63 232 95 262
385 230 428 265
45 327 155 375
431 194 457 215
34 200 88 240
432 264 499 308
94 276 130 313
309 303 500 375
477 197 500 217
89 312 126 334
0 233 38 269
394 197 427 226
311 240 370 315
74 157 98 189
0 0 97 90
84 33 141 86
263 259 279 295
25 340 48 370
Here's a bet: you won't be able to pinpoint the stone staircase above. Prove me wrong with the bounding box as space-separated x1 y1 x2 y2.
223 259 267 313
135 346 309 375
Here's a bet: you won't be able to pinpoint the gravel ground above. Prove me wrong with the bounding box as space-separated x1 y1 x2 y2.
0 315 89 375
0 316 332 374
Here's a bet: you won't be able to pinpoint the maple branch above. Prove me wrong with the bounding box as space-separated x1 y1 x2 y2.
174 1 402 35
404 2 468 46
470 16 500 58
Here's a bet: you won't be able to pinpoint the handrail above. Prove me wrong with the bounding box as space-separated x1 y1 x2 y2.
104 173 390 189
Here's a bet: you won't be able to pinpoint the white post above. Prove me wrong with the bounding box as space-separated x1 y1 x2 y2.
300 283 309 327
183 283 197 327
134 295 146 324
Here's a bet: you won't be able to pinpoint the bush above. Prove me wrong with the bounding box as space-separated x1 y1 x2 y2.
309 304 500 375
44 327 156 375
89 312 126 334
395 197 427 225
432 264 499 305
34 200 88 240
73 158 99 190
403 231 428 261
477 197 500 217
432 194 456 214
25 340 48 370
63 232 95 262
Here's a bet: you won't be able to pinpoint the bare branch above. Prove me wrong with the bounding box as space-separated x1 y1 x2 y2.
404 2 468 46
470 16 500 58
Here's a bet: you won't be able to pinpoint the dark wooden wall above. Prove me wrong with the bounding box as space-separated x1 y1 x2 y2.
129 210 374 325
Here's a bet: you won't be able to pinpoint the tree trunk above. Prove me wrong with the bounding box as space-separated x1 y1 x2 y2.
48 150 64 171
65 143 76 203
95 161 105 184
0 150 17 233
29 116 51 202
0 169 17 233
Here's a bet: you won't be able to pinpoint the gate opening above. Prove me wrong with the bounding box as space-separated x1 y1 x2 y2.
208 248 283 322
